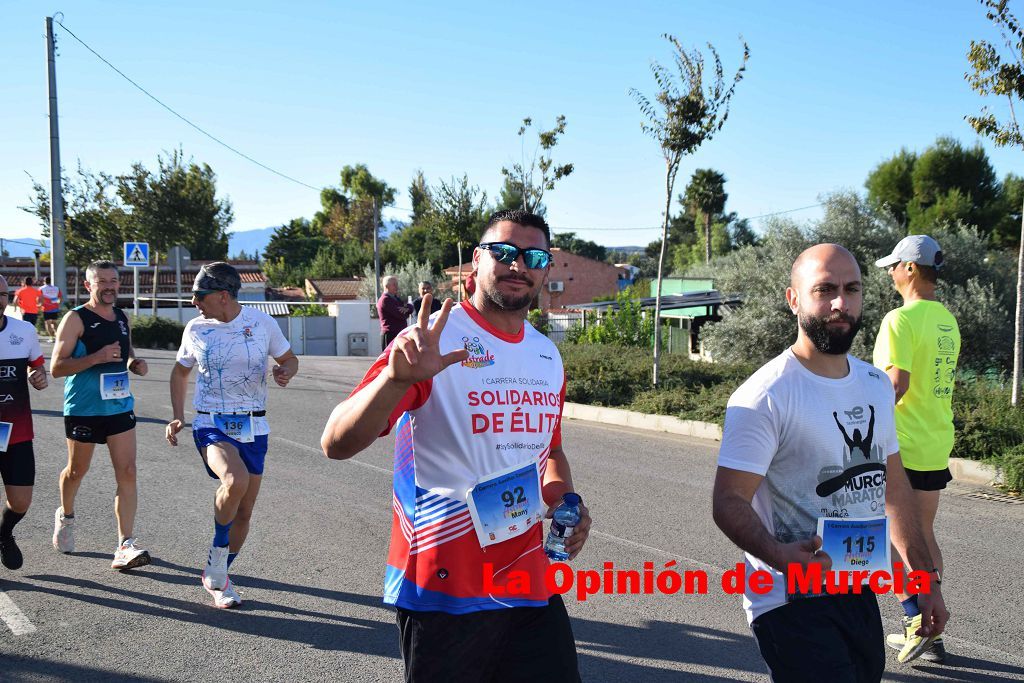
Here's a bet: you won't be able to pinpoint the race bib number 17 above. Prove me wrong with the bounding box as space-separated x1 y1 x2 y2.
100 371 130 400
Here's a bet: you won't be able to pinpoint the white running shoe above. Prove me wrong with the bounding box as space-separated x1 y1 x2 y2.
111 537 151 570
204 576 242 609
203 545 230 590
52 507 75 553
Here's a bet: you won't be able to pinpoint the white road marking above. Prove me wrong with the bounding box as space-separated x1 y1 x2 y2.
272 436 393 475
0 592 37 635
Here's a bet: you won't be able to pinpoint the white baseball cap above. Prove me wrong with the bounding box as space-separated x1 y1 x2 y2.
874 235 944 269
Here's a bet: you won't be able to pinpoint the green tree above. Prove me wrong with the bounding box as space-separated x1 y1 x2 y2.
551 232 607 261
683 168 729 264
908 137 1000 232
313 164 396 244
22 163 127 266
865 137 1003 237
409 169 432 225
500 115 573 213
263 218 329 266
425 175 489 297
966 0 1024 405
117 149 233 261
697 192 1014 371
629 33 750 386
994 172 1024 248
494 176 532 215
730 218 759 247
865 148 917 224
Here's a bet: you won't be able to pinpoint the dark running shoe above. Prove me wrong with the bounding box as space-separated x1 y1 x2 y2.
0 534 24 570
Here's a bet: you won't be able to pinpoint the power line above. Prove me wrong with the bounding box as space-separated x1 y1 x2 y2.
0 237 46 247
52 19 323 193
744 203 823 221
50 20 825 235
384 201 825 234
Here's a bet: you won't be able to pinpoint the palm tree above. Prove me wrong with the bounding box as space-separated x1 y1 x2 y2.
684 169 728 264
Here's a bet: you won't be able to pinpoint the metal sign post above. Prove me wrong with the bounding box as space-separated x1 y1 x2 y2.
124 241 150 316
168 245 190 323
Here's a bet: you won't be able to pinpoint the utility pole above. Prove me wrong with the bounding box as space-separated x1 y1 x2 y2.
46 17 68 301
372 198 381 305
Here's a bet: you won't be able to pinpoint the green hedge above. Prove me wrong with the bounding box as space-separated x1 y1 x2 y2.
560 343 751 421
560 343 1024 490
130 315 185 350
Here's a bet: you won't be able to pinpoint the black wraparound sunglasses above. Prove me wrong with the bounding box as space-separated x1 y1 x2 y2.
478 242 553 269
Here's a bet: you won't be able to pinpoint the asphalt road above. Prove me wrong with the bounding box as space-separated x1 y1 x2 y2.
1 347 1022 682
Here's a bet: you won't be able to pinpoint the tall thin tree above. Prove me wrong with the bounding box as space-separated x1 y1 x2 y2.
501 116 574 214
965 0 1024 405
684 169 729 264
630 34 749 386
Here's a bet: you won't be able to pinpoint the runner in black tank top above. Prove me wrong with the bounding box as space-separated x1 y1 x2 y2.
50 260 152 571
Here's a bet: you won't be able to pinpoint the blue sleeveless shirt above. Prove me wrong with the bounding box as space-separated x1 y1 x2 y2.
63 305 134 416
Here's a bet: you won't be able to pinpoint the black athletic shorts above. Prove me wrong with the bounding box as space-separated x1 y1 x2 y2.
751 591 883 683
396 595 581 683
905 467 953 491
0 440 35 487
43 311 59 321
64 411 136 444
21 313 38 326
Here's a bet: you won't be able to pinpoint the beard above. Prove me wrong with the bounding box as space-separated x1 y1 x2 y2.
799 311 862 355
481 274 536 312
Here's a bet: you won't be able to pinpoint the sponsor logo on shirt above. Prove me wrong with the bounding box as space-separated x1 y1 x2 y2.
461 336 495 368
243 326 253 338
7 335 23 346
90 322 102 329
817 405 887 513
119 320 128 336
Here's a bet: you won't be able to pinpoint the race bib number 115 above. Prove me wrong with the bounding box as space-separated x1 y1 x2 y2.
816 516 891 577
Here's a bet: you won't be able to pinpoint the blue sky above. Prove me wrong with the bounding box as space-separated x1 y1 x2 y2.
2 1 1020 249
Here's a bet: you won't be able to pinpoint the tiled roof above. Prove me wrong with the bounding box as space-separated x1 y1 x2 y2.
307 278 363 298
268 286 308 302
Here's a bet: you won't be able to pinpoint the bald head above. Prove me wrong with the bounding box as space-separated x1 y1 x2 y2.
791 244 860 289
786 243 864 356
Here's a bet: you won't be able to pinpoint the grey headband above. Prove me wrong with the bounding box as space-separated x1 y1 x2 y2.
192 265 240 296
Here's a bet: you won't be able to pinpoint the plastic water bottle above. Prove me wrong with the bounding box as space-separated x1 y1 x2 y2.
545 493 582 561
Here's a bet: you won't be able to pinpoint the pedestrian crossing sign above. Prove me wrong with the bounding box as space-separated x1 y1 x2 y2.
124 242 149 267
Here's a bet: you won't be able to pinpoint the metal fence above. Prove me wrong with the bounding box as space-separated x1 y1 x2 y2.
543 312 584 344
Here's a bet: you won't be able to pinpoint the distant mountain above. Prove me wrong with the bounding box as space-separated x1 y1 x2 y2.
1 237 47 258
228 226 277 259
229 219 407 260
607 245 647 255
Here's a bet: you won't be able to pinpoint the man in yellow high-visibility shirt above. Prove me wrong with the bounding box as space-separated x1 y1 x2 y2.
873 234 960 666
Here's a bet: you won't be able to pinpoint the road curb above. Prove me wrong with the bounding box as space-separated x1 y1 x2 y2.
562 402 722 441
562 402 1000 487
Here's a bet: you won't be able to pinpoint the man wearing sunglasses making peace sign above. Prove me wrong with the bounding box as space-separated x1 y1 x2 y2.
322 209 590 682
